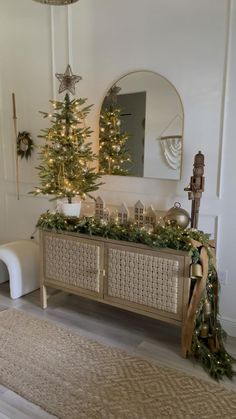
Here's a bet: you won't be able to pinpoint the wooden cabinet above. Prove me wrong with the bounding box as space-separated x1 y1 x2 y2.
41 231 104 299
40 229 191 355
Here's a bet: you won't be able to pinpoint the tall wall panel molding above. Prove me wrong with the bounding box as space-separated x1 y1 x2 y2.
3 191 54 243
217 0 231 198
50 5 71 99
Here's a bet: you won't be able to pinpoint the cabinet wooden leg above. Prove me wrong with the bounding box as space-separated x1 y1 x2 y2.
40 285 47 309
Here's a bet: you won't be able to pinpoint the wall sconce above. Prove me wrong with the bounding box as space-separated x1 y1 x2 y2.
33 0 79 5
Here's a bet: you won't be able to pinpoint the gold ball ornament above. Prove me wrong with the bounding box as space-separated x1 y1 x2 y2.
164 202 190 228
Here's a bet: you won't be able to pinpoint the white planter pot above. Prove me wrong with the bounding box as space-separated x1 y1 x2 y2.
60 201 81 217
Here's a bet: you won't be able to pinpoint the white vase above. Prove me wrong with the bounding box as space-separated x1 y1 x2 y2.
60 201 81 217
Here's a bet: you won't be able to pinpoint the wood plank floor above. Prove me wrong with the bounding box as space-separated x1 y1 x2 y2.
0 282 235 418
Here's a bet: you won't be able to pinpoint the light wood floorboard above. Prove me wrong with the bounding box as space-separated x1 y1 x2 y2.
0 281 235 418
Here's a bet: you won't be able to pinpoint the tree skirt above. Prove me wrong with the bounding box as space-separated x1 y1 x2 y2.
0 309 235 419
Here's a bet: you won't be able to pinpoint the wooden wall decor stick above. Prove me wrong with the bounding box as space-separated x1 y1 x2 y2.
184 151 205 229
12 93 20 200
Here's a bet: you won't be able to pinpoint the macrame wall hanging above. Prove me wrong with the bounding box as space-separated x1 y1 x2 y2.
157 114 183 170
159 135 182 170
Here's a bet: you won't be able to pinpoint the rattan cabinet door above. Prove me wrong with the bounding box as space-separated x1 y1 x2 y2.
104 243 185 321
42 231 104 297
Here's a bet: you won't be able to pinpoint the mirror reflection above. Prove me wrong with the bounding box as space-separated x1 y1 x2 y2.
99 71 184 180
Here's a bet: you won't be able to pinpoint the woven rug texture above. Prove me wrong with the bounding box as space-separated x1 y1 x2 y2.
0 309 235 419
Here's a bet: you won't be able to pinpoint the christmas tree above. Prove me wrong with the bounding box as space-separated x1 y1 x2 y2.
99 86 131 175
32 65 102 204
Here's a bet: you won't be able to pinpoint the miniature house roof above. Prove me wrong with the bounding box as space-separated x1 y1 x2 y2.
96 196 105 205
146 206 156 216
134 200 145 209
118 202 129 215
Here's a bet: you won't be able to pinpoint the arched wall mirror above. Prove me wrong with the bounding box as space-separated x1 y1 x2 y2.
99 71 184 180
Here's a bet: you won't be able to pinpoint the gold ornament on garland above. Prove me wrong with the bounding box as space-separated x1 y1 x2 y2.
164 202 190 228
17 131 34 160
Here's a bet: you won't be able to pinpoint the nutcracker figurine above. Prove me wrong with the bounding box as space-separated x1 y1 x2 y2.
184 151 205 229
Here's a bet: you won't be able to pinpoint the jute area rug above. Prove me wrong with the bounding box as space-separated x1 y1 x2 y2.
0 309 235 419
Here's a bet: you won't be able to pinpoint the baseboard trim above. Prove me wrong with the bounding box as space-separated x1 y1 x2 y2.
219 315 236 337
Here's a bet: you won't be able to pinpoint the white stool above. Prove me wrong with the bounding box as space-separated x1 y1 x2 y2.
0 260 9 284
0 240 40 299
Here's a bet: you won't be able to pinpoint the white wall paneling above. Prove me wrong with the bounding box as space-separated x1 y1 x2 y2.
0 0 235 334
4 192 54 243
50 5 70 98
217 0 236 326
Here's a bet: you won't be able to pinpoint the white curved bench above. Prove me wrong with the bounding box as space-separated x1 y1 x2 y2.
0 240 40 299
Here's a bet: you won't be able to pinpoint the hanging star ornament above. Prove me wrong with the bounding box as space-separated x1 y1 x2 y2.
55 65 82 95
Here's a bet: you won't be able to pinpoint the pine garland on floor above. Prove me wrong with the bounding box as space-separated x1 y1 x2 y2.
37 211 235 380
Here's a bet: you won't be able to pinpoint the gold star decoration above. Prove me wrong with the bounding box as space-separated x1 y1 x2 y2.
55 65 82 95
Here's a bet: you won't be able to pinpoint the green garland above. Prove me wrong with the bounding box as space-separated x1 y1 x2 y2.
36 211 209 251
191 265 235 380
37 211 235 380
17 131 34 160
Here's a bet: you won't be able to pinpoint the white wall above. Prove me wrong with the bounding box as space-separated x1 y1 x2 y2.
0 0 235 335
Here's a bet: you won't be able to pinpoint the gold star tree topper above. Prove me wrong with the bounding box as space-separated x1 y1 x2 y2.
55 65 82 95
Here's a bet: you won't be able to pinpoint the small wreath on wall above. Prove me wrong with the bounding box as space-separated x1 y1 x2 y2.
17 131 34 160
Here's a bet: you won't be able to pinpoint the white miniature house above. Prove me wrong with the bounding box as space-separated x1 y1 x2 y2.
134 200 145 227
118 203 129 225
103 208 110 222
95 196 106 220
144 206 157 228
